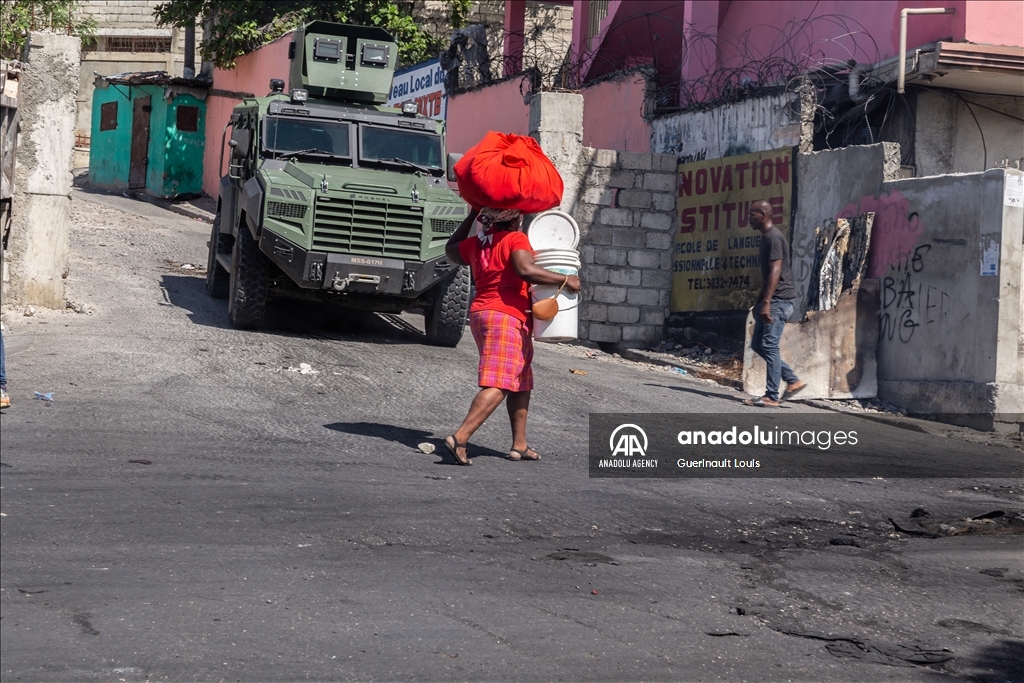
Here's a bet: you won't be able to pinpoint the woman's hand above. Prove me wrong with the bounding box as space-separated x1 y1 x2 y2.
511 251 583 291
445 207 481 266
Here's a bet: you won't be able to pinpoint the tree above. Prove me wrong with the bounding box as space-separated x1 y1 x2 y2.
0 0 96 61
154 1 465 70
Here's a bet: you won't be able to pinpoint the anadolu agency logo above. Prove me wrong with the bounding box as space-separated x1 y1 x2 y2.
597 424 658 469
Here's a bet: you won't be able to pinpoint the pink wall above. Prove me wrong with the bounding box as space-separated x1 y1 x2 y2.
579 0 1020 96
202 33 293 199
964 0 1024 47
445 78 531 155
716 1 968 74
581 73 650 152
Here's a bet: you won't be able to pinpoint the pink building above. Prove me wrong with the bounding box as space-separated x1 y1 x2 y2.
447 0 1022 166
203 2 1022 195
201 34 293 199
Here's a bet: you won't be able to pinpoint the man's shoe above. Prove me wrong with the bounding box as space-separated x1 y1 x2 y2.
0 387 10 409
783 381 807 400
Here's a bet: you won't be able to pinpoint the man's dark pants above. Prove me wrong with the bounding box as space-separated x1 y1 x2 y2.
751 298 799 401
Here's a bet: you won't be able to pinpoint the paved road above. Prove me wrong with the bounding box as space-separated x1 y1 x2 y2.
1 189 1021 682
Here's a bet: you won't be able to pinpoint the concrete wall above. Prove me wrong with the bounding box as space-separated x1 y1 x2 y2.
743 280 880 400
201 33 292 199
528 91 677 346
573 148 679 345
8 32 81 308
651 92 802 161
581 72 651 153
914 90 1024 177
791 143 901 318
864 169 1023 427
446 78 531 156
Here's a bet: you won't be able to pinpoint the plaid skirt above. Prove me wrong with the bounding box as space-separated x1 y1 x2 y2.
470 310 534 391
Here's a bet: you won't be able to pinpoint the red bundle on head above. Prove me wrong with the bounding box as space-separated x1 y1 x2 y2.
454 131 564 213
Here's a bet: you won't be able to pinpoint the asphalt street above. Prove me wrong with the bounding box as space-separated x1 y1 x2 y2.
1 188 1022 682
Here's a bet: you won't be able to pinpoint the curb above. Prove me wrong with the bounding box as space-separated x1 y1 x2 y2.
799 399 953 436
619 348 958 435
617 348 743 389
127 190 214 224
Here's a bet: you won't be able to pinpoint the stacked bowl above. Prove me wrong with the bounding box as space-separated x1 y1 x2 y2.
527 211 581 342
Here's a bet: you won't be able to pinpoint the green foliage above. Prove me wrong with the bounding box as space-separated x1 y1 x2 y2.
450 0 473 30
154 0 451 70
0 0 97 61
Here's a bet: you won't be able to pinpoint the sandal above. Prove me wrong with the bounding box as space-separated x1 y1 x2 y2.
445 435 472 466
783 381 807 400
507 446 540 461
743 396 780 408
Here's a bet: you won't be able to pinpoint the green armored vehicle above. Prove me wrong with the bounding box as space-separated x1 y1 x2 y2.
206 21 470 346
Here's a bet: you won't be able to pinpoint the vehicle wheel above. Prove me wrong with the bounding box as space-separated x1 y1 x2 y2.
424 266 470 347
205 213 231 298
227 224 270 330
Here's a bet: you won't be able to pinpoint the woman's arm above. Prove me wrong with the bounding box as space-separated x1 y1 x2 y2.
510 250 581 292
444 207 480 266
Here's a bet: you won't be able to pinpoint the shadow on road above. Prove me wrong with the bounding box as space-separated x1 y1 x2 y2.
644 382 742 403
160 274 233 330
161 274 434 345
325 421 435 449
954 639 1024 683
324 421 509 465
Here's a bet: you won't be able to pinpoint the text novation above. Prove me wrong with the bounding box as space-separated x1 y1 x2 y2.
677 426 858 450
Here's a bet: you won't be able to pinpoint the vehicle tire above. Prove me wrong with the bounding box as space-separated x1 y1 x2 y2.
227 223 270 330
205 213 231 298
424 266 470 347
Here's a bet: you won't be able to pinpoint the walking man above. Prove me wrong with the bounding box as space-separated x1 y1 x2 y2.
745 200 805 407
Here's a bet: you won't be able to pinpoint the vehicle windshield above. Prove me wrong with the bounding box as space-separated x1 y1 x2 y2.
264 117 350 157
360 125 442 173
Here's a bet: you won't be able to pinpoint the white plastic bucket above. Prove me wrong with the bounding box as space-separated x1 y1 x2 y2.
527 211 580 250
532 263 580 342
534 248 581 271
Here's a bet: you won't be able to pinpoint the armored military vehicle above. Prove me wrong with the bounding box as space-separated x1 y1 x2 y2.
206 21 470 346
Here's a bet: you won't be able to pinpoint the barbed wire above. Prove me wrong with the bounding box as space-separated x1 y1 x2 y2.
442 9 919 161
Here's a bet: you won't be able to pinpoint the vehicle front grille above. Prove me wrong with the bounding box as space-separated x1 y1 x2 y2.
267 201 307 219
430 218 459 234
313 197 423 259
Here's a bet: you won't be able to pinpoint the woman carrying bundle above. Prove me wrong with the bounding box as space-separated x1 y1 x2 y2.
443 207 581 465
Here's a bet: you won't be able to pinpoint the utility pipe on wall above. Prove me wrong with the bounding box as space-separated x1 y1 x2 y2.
898 7 955 93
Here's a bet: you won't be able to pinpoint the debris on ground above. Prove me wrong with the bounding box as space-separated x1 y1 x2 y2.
889 509 1024 537
818 397 907 416
128 459 152 465
33 392 55 402
23 306 35 317
569 369 588 375
65 300 93 315
641 340 744 386
417 442 435 454
285 363 319 375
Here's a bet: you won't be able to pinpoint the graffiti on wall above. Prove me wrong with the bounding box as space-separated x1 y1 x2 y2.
836 191 926 278
833 191 959 346
671 149 794 312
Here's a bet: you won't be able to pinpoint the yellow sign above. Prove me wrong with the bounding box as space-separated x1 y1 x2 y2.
671 149 794 312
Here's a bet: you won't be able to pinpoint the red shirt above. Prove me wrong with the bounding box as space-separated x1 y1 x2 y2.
459 230 532 322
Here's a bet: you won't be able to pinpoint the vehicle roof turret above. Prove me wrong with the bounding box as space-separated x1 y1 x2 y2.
288 21 397 105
